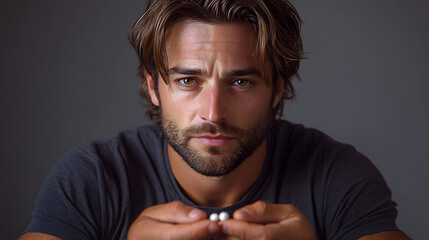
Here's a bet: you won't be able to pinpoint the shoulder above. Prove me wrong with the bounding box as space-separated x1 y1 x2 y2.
271 120 355 166
86 124 163 157
272 119 381 182
43 124 165 199
58 125 163 167
26 125 165 239
273 120 344 150
272 120 399 239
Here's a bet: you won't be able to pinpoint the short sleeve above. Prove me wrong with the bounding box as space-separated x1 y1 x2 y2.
25 147 102 240
324 146 399 240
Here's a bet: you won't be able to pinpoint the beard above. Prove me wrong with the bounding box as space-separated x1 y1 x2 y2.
160 110 274 177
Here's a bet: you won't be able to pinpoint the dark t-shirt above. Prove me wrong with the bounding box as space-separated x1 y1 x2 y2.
25 120 399 239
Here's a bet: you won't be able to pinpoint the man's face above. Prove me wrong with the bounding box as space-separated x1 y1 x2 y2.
148 21 281 177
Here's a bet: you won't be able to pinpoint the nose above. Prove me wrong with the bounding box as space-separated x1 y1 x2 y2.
198 84 227 123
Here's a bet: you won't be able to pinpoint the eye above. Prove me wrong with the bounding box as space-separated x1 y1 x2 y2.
179 78 195 85
233 79 250 87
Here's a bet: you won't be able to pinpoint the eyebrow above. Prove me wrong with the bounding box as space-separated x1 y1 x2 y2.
227 69 262 77
169 67 203 76
169 67 262 77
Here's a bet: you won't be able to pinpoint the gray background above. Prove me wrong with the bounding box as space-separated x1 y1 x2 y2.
1 0 428 239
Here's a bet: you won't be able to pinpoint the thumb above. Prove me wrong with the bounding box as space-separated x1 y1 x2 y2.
233 201 297 224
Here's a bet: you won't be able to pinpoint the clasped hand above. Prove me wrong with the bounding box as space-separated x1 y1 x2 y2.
127 200 317 240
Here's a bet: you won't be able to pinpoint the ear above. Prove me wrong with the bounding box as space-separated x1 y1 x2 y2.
146 71 160 106
272 77 284 108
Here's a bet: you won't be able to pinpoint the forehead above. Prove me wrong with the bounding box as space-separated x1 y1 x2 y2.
165 21 259 70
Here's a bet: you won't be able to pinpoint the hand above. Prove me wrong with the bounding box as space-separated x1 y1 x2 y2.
127 201 220 240
219 201 316 240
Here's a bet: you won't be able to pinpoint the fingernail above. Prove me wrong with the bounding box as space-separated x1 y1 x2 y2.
188 209 203 219
208 223 219 235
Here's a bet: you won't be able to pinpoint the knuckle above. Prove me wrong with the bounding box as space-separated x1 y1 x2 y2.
289 204 298 210
140 206 152 216
253 200 268 214
168 201 184 217
141 203 162 217
285 203 297 211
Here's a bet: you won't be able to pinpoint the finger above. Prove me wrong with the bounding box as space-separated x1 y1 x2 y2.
160 220 220 240
129 218 219 240
220 219 267 240
221 219 315 240
142 201 207 223
233 201 298 224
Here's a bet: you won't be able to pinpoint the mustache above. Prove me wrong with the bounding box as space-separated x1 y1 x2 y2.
183 122 244 138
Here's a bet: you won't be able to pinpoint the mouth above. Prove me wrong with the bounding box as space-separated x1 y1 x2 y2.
192 135 235 147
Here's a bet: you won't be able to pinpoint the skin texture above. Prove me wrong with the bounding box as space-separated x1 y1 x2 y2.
19 22 411 240
18 232 61 240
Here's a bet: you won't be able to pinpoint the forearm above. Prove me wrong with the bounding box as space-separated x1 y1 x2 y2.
18 232 62 240
359 230 411 240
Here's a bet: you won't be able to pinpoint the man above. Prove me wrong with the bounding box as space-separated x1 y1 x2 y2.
20 0 409 239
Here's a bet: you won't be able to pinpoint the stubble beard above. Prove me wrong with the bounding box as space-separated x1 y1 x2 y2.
160 110 274 177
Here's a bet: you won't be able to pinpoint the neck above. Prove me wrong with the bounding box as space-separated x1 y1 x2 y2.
168 138 267 208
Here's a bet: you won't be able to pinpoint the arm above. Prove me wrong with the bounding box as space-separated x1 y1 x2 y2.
19 232 62 240
359 231 411 240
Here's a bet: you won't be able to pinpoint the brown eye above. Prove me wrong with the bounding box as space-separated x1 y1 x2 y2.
234 79 249 87
179 78 195 85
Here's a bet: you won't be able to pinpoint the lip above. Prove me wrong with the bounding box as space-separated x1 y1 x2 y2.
193 135 235 146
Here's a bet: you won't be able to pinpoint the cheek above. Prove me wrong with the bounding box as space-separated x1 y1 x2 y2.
232 90 273 123
159 87 197 124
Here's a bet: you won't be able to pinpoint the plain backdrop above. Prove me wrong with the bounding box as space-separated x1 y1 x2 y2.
1 0 428 239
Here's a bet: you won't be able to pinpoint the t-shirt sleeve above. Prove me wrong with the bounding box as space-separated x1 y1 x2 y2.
323 146 399 240
25 147 102 240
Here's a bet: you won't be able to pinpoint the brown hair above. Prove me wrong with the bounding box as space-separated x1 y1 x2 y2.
129 0 303 125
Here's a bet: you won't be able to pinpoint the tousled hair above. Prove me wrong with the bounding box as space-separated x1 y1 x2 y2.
129 0 303 126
